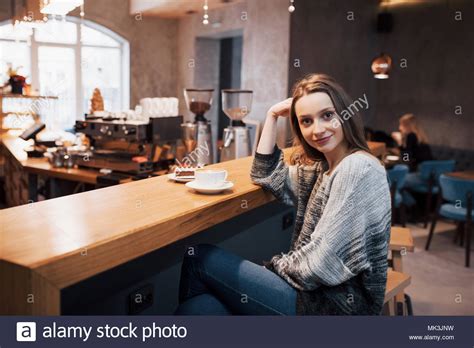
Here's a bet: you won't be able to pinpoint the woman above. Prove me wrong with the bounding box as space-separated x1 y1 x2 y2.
175 74 391 315
392 113 433 172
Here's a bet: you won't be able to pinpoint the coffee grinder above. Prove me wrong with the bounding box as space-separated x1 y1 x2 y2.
181 88 214 166
219 89 253 162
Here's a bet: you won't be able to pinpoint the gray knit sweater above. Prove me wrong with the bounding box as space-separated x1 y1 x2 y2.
250 145 391 315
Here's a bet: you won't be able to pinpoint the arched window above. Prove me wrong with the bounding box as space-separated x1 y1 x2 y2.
0 17 130 130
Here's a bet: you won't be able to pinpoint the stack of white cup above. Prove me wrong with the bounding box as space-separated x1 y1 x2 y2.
140 98 179 118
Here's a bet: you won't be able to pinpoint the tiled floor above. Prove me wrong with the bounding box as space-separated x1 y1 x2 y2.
402 221 474 315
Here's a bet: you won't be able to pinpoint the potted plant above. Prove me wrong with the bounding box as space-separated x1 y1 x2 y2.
7 64 27 94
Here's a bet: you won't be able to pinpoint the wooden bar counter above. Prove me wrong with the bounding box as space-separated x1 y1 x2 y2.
1 134 99 184
1 131 99 207
0 141 385 315
0 151 278 315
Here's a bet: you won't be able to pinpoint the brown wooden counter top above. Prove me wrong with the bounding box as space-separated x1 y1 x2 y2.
0 150 280 314
1 131 99 185
0 141 385 315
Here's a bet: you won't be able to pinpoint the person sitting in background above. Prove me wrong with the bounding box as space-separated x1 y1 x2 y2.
391 113 433 172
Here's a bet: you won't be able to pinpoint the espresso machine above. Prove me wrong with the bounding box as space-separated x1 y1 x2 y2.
74 116 183 175
181 88 214 166
219 89 253 162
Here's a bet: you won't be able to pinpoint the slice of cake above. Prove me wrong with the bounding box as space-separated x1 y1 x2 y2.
174 167 196 178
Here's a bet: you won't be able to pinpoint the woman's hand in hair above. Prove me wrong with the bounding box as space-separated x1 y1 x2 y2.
267 98 293 119
257 98 292 154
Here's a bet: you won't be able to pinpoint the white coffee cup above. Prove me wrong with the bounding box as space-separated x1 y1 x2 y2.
195 169 228 187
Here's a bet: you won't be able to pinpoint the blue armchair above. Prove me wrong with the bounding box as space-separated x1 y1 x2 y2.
425 174 474 267
387 164 411 227
405 160 456 227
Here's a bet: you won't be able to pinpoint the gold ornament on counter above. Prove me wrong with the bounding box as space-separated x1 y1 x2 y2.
90 88 105 114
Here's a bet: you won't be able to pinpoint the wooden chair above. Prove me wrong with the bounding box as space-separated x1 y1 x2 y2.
390 226 415 271
384 270 411 315
425 174 474 267
386 226 415 315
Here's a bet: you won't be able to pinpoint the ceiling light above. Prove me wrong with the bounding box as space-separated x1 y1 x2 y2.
371 53 392 79
202 0 209 25
288 0 295 13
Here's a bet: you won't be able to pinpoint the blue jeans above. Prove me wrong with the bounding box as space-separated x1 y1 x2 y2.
174 244 297 315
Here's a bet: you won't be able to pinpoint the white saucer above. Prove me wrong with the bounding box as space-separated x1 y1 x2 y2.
185 180 234 194
167 173 194 183
385 155 400 162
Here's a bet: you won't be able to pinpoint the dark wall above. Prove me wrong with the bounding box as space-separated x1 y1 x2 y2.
288 0 473 150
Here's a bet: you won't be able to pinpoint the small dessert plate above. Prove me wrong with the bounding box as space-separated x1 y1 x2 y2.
386 155 400 162
185 180 234 194
167 173 194 183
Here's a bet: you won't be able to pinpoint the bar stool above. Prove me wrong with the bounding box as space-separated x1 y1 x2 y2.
388 226 414 315
425 174 474 267
405 160 456 227
384 271 411 316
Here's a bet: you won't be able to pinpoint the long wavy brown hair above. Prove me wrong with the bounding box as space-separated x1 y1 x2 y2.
289 73 371 165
